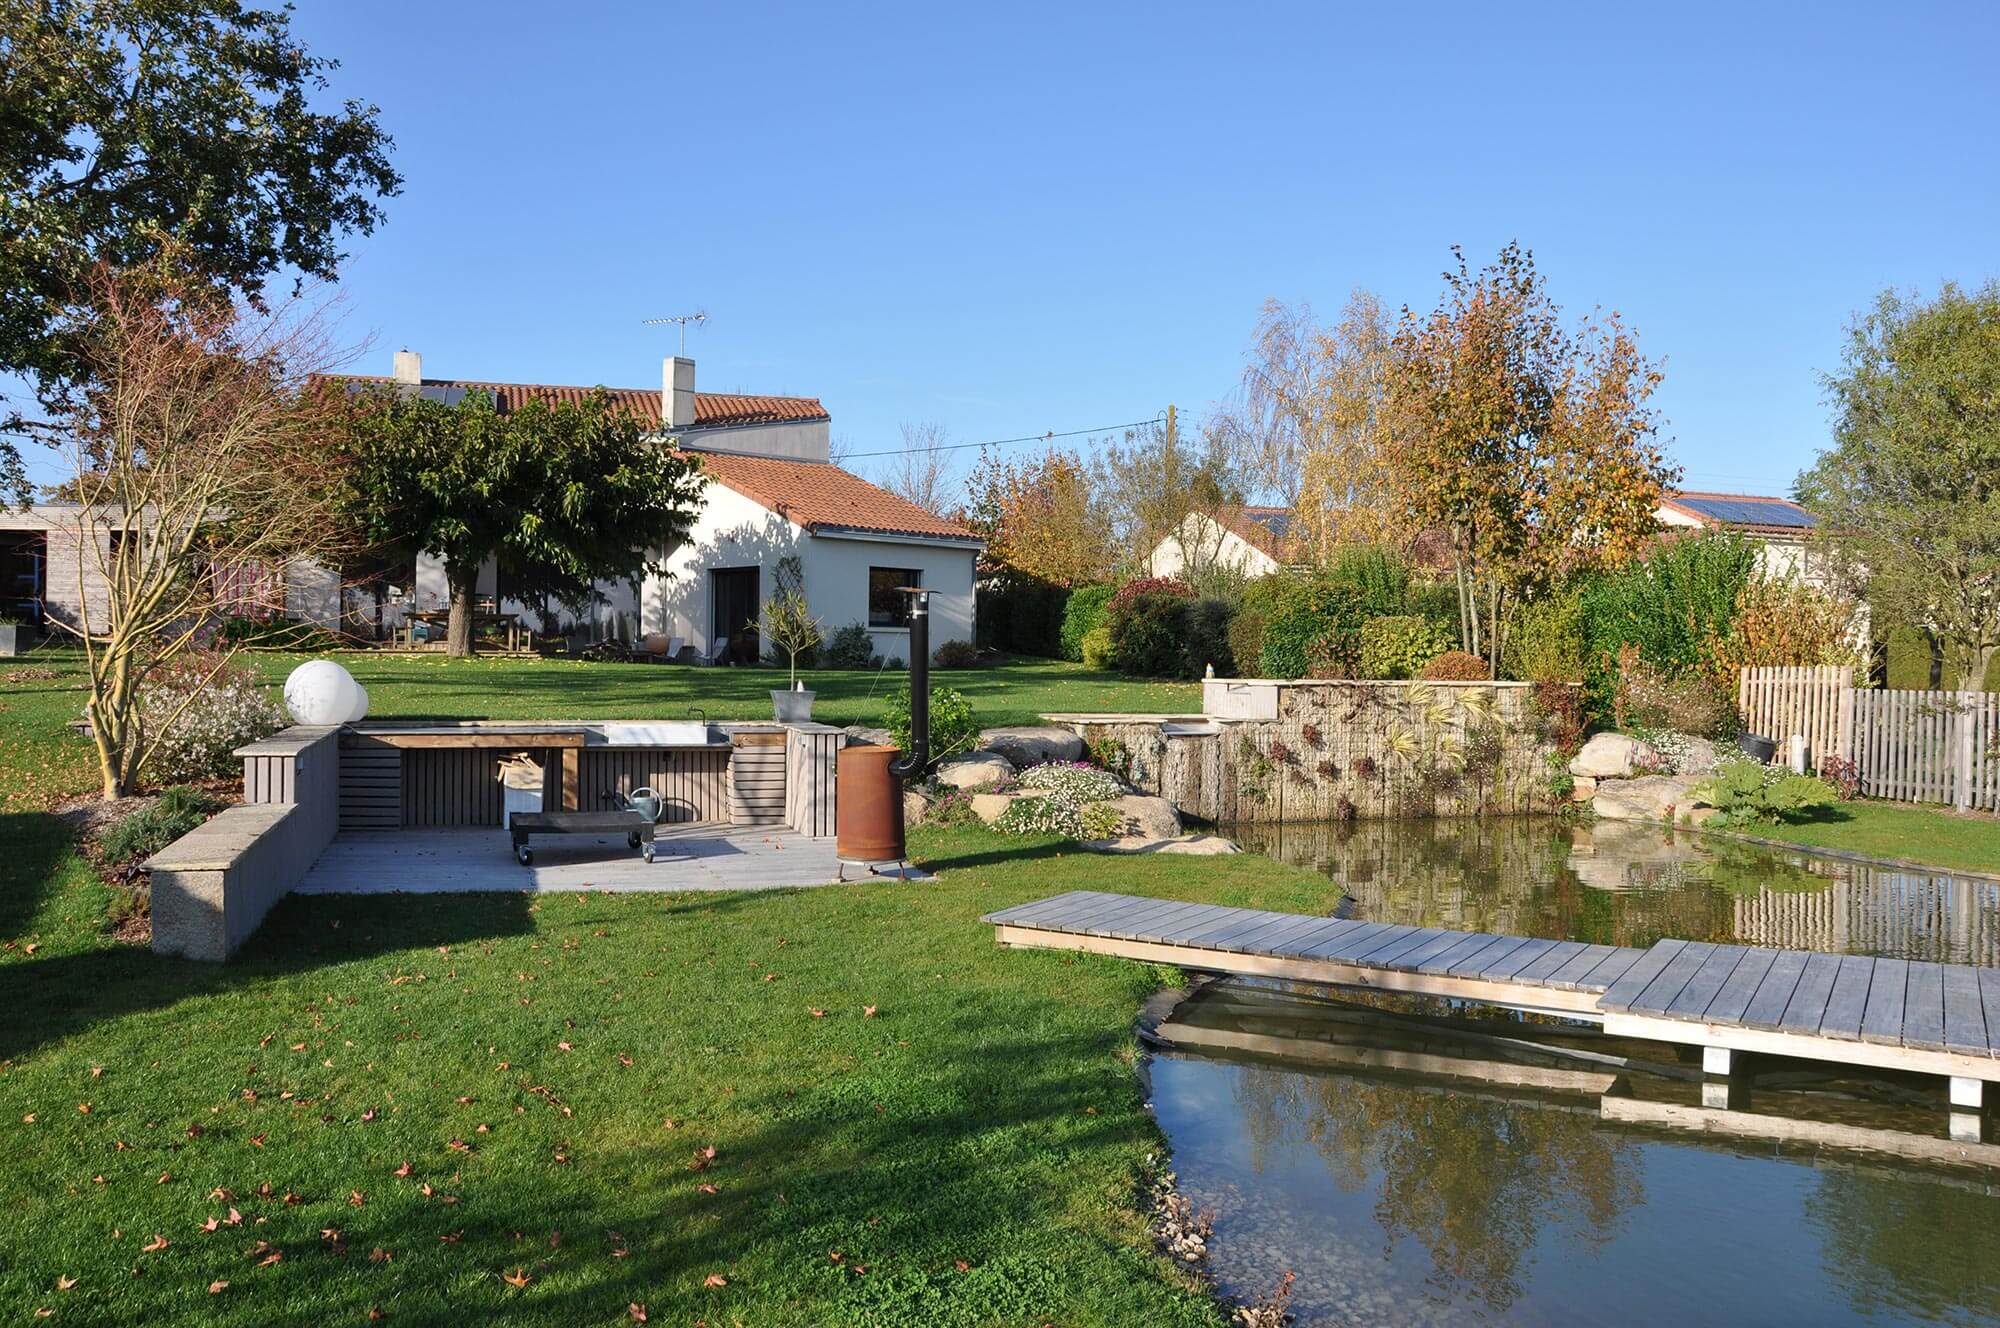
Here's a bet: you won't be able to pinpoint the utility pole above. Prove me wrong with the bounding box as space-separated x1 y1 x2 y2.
1164 402 1177 452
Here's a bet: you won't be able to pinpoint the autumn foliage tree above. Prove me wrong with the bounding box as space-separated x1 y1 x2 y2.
1380 243 1677 664
961 446 1112 588
35 259 356 797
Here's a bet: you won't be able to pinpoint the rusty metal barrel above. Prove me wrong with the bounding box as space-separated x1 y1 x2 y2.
836 743 905 863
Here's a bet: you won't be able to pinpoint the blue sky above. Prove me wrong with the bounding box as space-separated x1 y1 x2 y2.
26 2 1999 497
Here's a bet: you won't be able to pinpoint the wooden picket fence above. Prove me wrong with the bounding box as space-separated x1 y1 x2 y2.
1736 665 2000 812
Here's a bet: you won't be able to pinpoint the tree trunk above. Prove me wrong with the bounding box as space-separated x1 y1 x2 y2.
446 561 477 658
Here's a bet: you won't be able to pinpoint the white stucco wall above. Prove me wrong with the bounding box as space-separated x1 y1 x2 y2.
1147 513 1281 580
640 480 979 661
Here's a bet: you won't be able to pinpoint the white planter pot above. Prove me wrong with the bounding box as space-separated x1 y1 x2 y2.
771 688 816 723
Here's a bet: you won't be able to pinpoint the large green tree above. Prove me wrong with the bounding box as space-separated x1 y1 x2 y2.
341 390 707 656
0 0 400 499
1798 281 2000 683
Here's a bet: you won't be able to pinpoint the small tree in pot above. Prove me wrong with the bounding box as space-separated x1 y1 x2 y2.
757 556 823 721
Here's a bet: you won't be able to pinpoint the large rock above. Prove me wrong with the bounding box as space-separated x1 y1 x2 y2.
1665 735 1720 776
1088 834 1242 856
844 725 894 748
1569 732 1661 779
978 725 1085 768
971 791 1031 825
1592 773 1705 823
934 751 1015 790
902 788 932 827
1099 794 1181 841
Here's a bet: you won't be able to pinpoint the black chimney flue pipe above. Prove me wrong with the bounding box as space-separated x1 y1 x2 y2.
889 588 929 779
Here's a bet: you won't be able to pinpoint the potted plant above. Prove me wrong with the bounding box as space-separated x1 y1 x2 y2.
0 615 29 657
756 556 823 722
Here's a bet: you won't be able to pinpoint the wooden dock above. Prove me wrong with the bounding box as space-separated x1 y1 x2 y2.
985 891 2000 1133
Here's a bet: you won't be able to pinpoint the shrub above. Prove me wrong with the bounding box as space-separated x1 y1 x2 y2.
1106 576 1192 619
1359 615 1455 680
1695 757 1839 826
100 785 222 866
1227 609 1267 677
1183 597 1236 677
974 576 1070 657
1080 624 1114 669
1819 754 1861 799
995 794 1121 841
821 622 876 669
216 616 340 651
883 684 979 768
140 652 286 783
1322 546 1413 618
1261 581 1369 678
932 638 978 669
1704 577 1861 687
1420 650 1490 681
1108 590 1192 678
1883 625 1934 690
1059 584 1115 662
1303 629 1361 679
1015 761 1124 802
1611 643 1737 737
1505 584 1590 683
1528 680 1588 757
1582 532 1758 715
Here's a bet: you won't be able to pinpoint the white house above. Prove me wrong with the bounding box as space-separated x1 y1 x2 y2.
1654 491 1822 582
333 351 983 658
1146 505 1298 581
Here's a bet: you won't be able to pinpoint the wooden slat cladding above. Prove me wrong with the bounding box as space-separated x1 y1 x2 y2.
579 749 729 823
402 748 508 828
338 735 402 830
784 726 843 837
729 739 788 825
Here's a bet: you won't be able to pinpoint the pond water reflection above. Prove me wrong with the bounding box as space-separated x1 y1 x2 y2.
1228 817 2000 965
1147 821 2000 1324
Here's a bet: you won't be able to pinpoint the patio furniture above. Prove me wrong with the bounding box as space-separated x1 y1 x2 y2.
402 609 534 652
507 808 656 866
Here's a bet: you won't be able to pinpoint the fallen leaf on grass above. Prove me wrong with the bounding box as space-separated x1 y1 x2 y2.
55 1275 77 1291
702 1273 728 1288
140 1235 168 1253
369 1248 391 1263
439 1231 462 1245
628 1304 648 1322
392 1161 412 1178
501 1267 532 1288
208 1279 229 1294
863 1005 877 1017
809 1008 827 1018
697 1182 719 1195
349 1190 366 1207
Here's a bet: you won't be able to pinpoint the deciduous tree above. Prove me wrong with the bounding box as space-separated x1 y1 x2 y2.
961 446 1111 588
883 421 955 517
340 390 706 657
0 0 400 500
1797 281 2000 682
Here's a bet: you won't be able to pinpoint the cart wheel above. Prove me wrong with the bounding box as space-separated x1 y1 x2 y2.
516 845 533 866
627 831 642 849
643 844 656 864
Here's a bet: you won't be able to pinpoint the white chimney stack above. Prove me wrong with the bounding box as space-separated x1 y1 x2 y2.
663 356 696 431
393 348 422 385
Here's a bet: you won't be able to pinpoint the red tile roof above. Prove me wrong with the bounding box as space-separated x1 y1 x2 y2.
690 450 980 543
335 375 828 430
1216 505 1299 561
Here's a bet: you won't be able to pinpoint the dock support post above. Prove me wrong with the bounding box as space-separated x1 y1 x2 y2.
1702 1046 1733 1077
1951 1078 1986 1145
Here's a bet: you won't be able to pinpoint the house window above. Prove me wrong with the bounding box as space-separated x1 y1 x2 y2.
868 567 921 627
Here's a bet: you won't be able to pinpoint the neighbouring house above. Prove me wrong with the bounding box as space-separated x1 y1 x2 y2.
1146 505 1300 581
1654 490 1824 582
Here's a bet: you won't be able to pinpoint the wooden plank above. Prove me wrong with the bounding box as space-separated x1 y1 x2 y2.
1301 921 1404 960
1624 942 1717 1016
1547 944 1620 990
1480 937 1561 981
357 731 586 748
1819 954 1877 1042
1241 915 1347 955
1411 933 1507 976
1666 946 1752 1019
1351 926 1451 967
1980 968 2000 1055
1118 899 1221 940
1150 904 1254 944
1384 929 1488 973
1180 908 1288 947
981 891 1096 926
1597 939 1689 1012
1221 913 1324 953
1099 897 1194 941
1705 947 1779 1025
1860 958 1910 1046
1512 940 1588 986
1053 894 1161 935
1259 917 1358 957
1575 947 1649 993
1777 952 1843 1035
1943 965 1990 1057
1903 962 1947 1053
1449 935 1534 979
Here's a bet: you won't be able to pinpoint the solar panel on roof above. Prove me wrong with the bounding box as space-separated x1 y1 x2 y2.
1677 497 1816 528
1245 510 1292 538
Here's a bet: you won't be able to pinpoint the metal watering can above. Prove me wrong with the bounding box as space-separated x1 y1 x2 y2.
626 787 663 823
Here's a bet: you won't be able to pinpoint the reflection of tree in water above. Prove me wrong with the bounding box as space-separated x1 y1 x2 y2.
1230 1062 1642 1311
1805 1168 2000 1321
1233 818 1746 949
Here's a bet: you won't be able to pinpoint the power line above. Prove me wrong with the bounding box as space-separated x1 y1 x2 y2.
840 415 1164 460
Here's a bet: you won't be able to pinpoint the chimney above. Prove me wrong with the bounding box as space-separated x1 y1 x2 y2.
392 348 422 386
663 356 696 431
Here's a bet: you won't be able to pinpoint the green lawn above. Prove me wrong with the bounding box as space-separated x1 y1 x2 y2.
1719 800 2000 878
0 824 1344 1326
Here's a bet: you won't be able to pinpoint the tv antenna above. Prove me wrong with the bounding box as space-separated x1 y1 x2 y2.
642 310 708 356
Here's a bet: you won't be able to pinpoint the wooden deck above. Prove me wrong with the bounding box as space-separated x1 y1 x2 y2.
297 826 842 894
986 891 2000 1116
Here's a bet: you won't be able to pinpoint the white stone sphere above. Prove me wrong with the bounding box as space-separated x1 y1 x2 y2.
285 659 367 725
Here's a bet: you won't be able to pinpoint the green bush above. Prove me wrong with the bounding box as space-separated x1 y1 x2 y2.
883 685 980 768
1506 583 1590 682
1321 546 1413 618
821 622 876 668
1108 590 1192 678
932 638 978 668
1183 597 1236 677
1695 758 1839 826
1059 584 1115 662
1260 580 1370 679
1422 649 1490 680
1612 644 1738 737
1080 624 1114 669
216 616 340 651
1582 533 1758 716
974 576 1069 657
99 785 222 865
1358 615 1455 680
1226 609 1267 676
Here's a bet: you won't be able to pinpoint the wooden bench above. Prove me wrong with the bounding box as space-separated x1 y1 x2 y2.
507 809 655 865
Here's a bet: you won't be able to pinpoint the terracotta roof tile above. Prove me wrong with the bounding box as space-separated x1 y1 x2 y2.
335 375 828 429
690 450 979 543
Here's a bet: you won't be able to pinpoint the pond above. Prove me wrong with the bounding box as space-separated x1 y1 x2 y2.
1147 820 2000 1326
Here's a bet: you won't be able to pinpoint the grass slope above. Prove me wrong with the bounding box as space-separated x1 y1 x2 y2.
0 826 1342 1326
1721 801 2000 878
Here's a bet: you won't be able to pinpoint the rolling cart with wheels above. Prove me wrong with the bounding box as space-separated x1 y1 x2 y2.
507 809 656 866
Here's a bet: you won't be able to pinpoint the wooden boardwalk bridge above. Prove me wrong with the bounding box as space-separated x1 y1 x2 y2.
985 891 2000 1140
